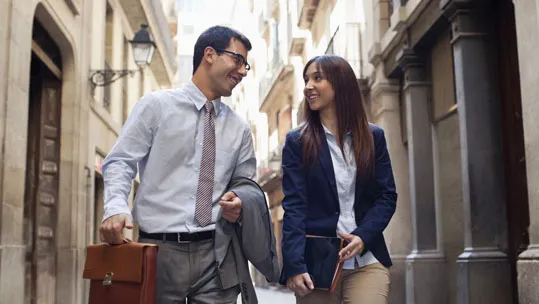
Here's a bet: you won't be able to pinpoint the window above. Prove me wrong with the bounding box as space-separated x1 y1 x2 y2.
272 20 280 66
430 30 456 122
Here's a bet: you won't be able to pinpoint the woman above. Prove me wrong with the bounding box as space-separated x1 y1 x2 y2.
280 55 397 304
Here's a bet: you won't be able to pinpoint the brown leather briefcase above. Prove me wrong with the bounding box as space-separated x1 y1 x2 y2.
83 242 158 304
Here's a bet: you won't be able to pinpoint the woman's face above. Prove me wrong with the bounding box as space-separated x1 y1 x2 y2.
303 63 335 113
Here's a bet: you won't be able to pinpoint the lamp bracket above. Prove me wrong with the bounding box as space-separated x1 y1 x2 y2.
89 69 139 87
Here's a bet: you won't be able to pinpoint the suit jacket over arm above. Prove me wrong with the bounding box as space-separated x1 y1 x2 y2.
215 177 280 304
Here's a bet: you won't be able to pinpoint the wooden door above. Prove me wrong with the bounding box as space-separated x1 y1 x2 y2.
24 55 61 304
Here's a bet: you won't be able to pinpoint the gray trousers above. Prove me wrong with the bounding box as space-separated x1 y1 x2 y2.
139 237 239 304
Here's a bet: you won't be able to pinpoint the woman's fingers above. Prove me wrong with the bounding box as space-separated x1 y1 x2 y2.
339 240 356 259
287 273 314 297
302 273 314 290
337 233 365 260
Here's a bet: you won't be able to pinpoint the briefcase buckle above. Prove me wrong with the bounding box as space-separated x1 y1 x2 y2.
103 272 113 286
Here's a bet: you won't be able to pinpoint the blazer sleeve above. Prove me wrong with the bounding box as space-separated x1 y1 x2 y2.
351 127 397 247
280 131 309 282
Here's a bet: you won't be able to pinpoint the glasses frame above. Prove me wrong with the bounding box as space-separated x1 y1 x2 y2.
213 48 251 71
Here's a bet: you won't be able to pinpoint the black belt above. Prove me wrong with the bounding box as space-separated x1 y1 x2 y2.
139 230 215 242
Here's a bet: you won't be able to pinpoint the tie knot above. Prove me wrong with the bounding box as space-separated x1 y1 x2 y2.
205 100 214 115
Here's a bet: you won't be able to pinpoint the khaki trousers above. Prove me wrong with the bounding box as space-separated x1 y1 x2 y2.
139 237 239 304
296 262 390 304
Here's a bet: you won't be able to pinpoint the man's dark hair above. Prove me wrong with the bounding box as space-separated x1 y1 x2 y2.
192 25 252 75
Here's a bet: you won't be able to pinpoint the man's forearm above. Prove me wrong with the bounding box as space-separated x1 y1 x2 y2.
102 159 136 221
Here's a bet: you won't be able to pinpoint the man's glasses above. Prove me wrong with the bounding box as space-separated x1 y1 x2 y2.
214 48 251 71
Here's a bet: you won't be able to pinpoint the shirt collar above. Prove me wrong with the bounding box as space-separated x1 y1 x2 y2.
185 80 222 116
321 123 334 137
321 123 351 137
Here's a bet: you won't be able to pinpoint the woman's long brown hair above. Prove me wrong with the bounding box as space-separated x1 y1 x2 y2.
300 55 374 180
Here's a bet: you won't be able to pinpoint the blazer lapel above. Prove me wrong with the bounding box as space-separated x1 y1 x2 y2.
317 132 340 207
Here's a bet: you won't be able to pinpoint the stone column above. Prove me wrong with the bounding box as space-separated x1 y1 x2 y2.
369 60 412 302
397 49 447 304
442 1 513 303
513 0 539 302
0 2 29 304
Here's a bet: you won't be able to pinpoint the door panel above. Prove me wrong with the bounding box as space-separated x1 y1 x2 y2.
35 75 61 304
24 56 61 304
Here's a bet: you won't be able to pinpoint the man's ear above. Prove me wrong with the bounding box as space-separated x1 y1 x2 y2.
203 46 217 65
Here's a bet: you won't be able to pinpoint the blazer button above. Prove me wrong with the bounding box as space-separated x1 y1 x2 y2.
335 212 339 215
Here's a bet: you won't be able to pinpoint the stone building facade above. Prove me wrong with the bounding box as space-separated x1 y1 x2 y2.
0 0 175 303
251 0 539 303
366 0 538 302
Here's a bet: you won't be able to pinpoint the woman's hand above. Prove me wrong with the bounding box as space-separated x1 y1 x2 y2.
286 273 314 297
338 232 364 262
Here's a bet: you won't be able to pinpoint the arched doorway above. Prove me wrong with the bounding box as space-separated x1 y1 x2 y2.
23 19 62 304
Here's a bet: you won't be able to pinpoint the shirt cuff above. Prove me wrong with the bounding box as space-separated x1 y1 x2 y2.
102 198 132 223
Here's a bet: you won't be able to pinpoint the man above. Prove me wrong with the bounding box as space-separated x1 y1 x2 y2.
99 26 277 304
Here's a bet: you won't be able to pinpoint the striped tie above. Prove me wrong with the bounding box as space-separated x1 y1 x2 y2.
195 100 215 227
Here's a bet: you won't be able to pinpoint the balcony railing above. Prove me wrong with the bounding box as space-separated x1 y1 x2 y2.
297 0 320 29
259 57 284 109
287 6 306 56
257 144 284 189
388 0 409 27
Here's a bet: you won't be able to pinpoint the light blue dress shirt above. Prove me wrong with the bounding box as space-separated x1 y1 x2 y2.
322 124 380 270
102 81 256 233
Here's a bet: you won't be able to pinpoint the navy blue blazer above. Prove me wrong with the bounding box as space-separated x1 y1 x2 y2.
279 124 397 284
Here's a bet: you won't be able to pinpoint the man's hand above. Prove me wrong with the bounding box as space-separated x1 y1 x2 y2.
338 232 364 262
99 213 133 244
218 192 243 223
286 273 314 297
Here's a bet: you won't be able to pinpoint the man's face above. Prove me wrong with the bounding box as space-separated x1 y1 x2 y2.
208 38 249 97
